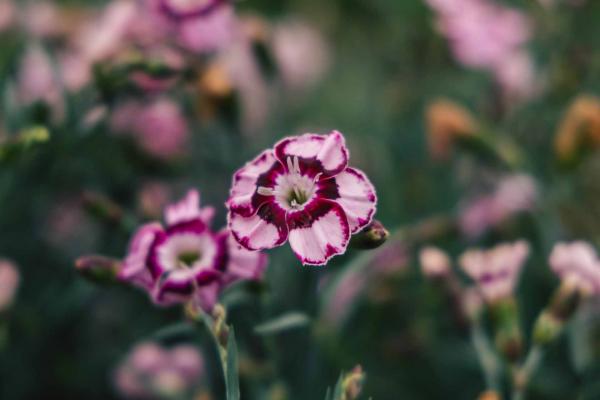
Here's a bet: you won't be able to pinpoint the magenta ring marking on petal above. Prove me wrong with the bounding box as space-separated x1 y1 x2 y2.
227 152 284 217
147 230 169 279
214 230 230 273
316 176 340 200
286 199 350 266
228 202 289 251
165 218 207 236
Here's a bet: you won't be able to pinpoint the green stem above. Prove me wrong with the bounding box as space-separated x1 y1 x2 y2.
512 345 544 400
471 319 502 391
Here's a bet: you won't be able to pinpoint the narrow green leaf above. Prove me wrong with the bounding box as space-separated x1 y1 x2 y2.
226 328 240 400
324 387 332 400
332 373 345 400
253 312 310 335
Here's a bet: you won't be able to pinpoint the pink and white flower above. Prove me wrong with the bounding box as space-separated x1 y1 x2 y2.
227 131 377 266
459 240 529 302
549 241 600 296
120 189 267 311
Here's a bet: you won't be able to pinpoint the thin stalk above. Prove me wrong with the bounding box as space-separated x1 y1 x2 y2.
512 345 544 400
471 319 502 391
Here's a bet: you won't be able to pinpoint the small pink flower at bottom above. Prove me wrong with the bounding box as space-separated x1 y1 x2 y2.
120 189 266 311
549 241 600 296
227 131 377 266
459 240 529 302
114 342 204 399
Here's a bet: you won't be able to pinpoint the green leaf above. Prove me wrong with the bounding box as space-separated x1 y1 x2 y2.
226 328 240 400
332 373 344 400
324 387 332 400
254 312 310 335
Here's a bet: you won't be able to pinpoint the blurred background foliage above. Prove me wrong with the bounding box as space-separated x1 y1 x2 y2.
0 0 599 399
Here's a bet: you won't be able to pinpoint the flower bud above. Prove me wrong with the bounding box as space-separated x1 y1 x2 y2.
81 191 124 225
425 98 477 160
349 220 389 250
478 391 501 400
490 298 523 362
75 255 121 285
555 95 600 165
341 365 365 400
419 246 451 278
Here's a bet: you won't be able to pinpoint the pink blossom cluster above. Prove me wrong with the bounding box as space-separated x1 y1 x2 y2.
77 131 378 312
114 342 205 399
459 174 538 238
6 0 333 158
426 0 540 103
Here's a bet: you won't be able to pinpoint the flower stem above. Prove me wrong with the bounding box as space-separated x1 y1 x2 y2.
512 345 544 400
471 319 502 391
187 303 240 400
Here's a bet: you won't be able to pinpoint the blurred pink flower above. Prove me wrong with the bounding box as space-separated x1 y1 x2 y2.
272 20 331 93
419 246 451 278
218 36 271 133
459 174 538 238
111 99 189 160
115 342 205 399
0 259 19 312
459 240 529 302
549 241 600 296
77 0 137 63
426 0 539 103
0 1 15 33
21 1 61 38
16 44 62 108
322 267 367 327
138 182 172 219
144 0 237 53
493 51 541 104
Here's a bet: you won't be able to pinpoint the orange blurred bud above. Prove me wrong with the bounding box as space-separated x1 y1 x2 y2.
554 95 600 163
478 390 501 400
425 99 478 160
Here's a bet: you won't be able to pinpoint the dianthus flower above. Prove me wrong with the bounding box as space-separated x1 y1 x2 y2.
120 189 267 311
459 240 529 302
227 131 377 265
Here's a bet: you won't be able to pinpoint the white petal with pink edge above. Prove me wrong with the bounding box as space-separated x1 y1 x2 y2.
287 200 350 266
165 189 214 226
333 167 377 233
228 203 288 251
274 131 348 176
227 150 280 216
